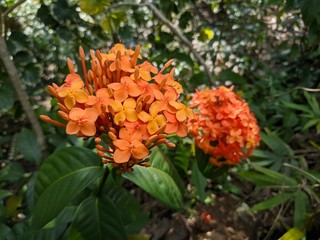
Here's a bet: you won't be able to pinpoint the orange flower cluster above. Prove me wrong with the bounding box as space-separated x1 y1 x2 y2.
41 44 194 172
188 86 260 166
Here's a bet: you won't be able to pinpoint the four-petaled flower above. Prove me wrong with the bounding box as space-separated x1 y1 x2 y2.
66 107 99 136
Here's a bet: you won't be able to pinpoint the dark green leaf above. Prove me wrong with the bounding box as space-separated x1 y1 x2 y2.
123 166 183 209
0 162 24 183
220 69 246 85
16 128 42 164
251 193 292 211
260 130 294 157
294 190 309 229
106 186 148 234
0 77 15 111
70 195 126 240
191 161 207 201
251 163 297 186
32 147 103 229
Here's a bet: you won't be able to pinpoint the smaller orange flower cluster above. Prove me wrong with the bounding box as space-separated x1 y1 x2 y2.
188 86 260 166
41 44 194 172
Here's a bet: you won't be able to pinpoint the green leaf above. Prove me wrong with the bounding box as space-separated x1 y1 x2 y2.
0 78 15 111
32 147 103 229
282 101 313 114
16 128 42 164
294 190 309 229
79 0 110 15
0 162 24 183
0 189 12 200
123 166 183 209
149 147 185 193
251 193 292 212
0 224 12 239
70 195 126 240
191 161 207 201
44 206 77 229
220 69 246 85
21 64 43 85
302 118 320 131
106 186 148 234
260 130 294 157
251 163 297 186
238 171 284 186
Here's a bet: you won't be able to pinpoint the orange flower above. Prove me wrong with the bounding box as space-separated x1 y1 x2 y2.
113 128 149 163
86 88 111 113
66 107 99 136
108 76 141 102
57 74 88 109
41 43 192 172
109 98 138 125
188 86 260 166
138 102 167 135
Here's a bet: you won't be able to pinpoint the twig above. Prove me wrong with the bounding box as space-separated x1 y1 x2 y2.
108 1 215 86
0 35 48 156
2 0 27 19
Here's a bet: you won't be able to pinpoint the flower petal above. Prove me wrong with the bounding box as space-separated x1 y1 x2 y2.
176 109 187 122
114 111 126 125
123 98 136 109
147 119 158 135
71 78 84 90
83 108 99 122
114 89 128 102
80 122 96 136
109 100 123 112
125 109 138 122
66 121 80 135
114 139 130 150
114 149 131 163
74 90 88 103
69 108 83 120
138 111 152 122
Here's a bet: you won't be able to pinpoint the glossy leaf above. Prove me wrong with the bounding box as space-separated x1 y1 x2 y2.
123 166 183 209
149 147 185 193
32 147 103 229
70 195 127 240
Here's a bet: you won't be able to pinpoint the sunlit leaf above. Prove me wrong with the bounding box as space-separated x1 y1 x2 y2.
149 147 185 193
278 227 304 240
123 166 183 209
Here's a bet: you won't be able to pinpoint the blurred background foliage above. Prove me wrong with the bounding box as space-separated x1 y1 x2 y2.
0 0 319 239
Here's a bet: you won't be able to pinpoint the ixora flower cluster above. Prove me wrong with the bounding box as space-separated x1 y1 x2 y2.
41 44 194 172
188 86 260 166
